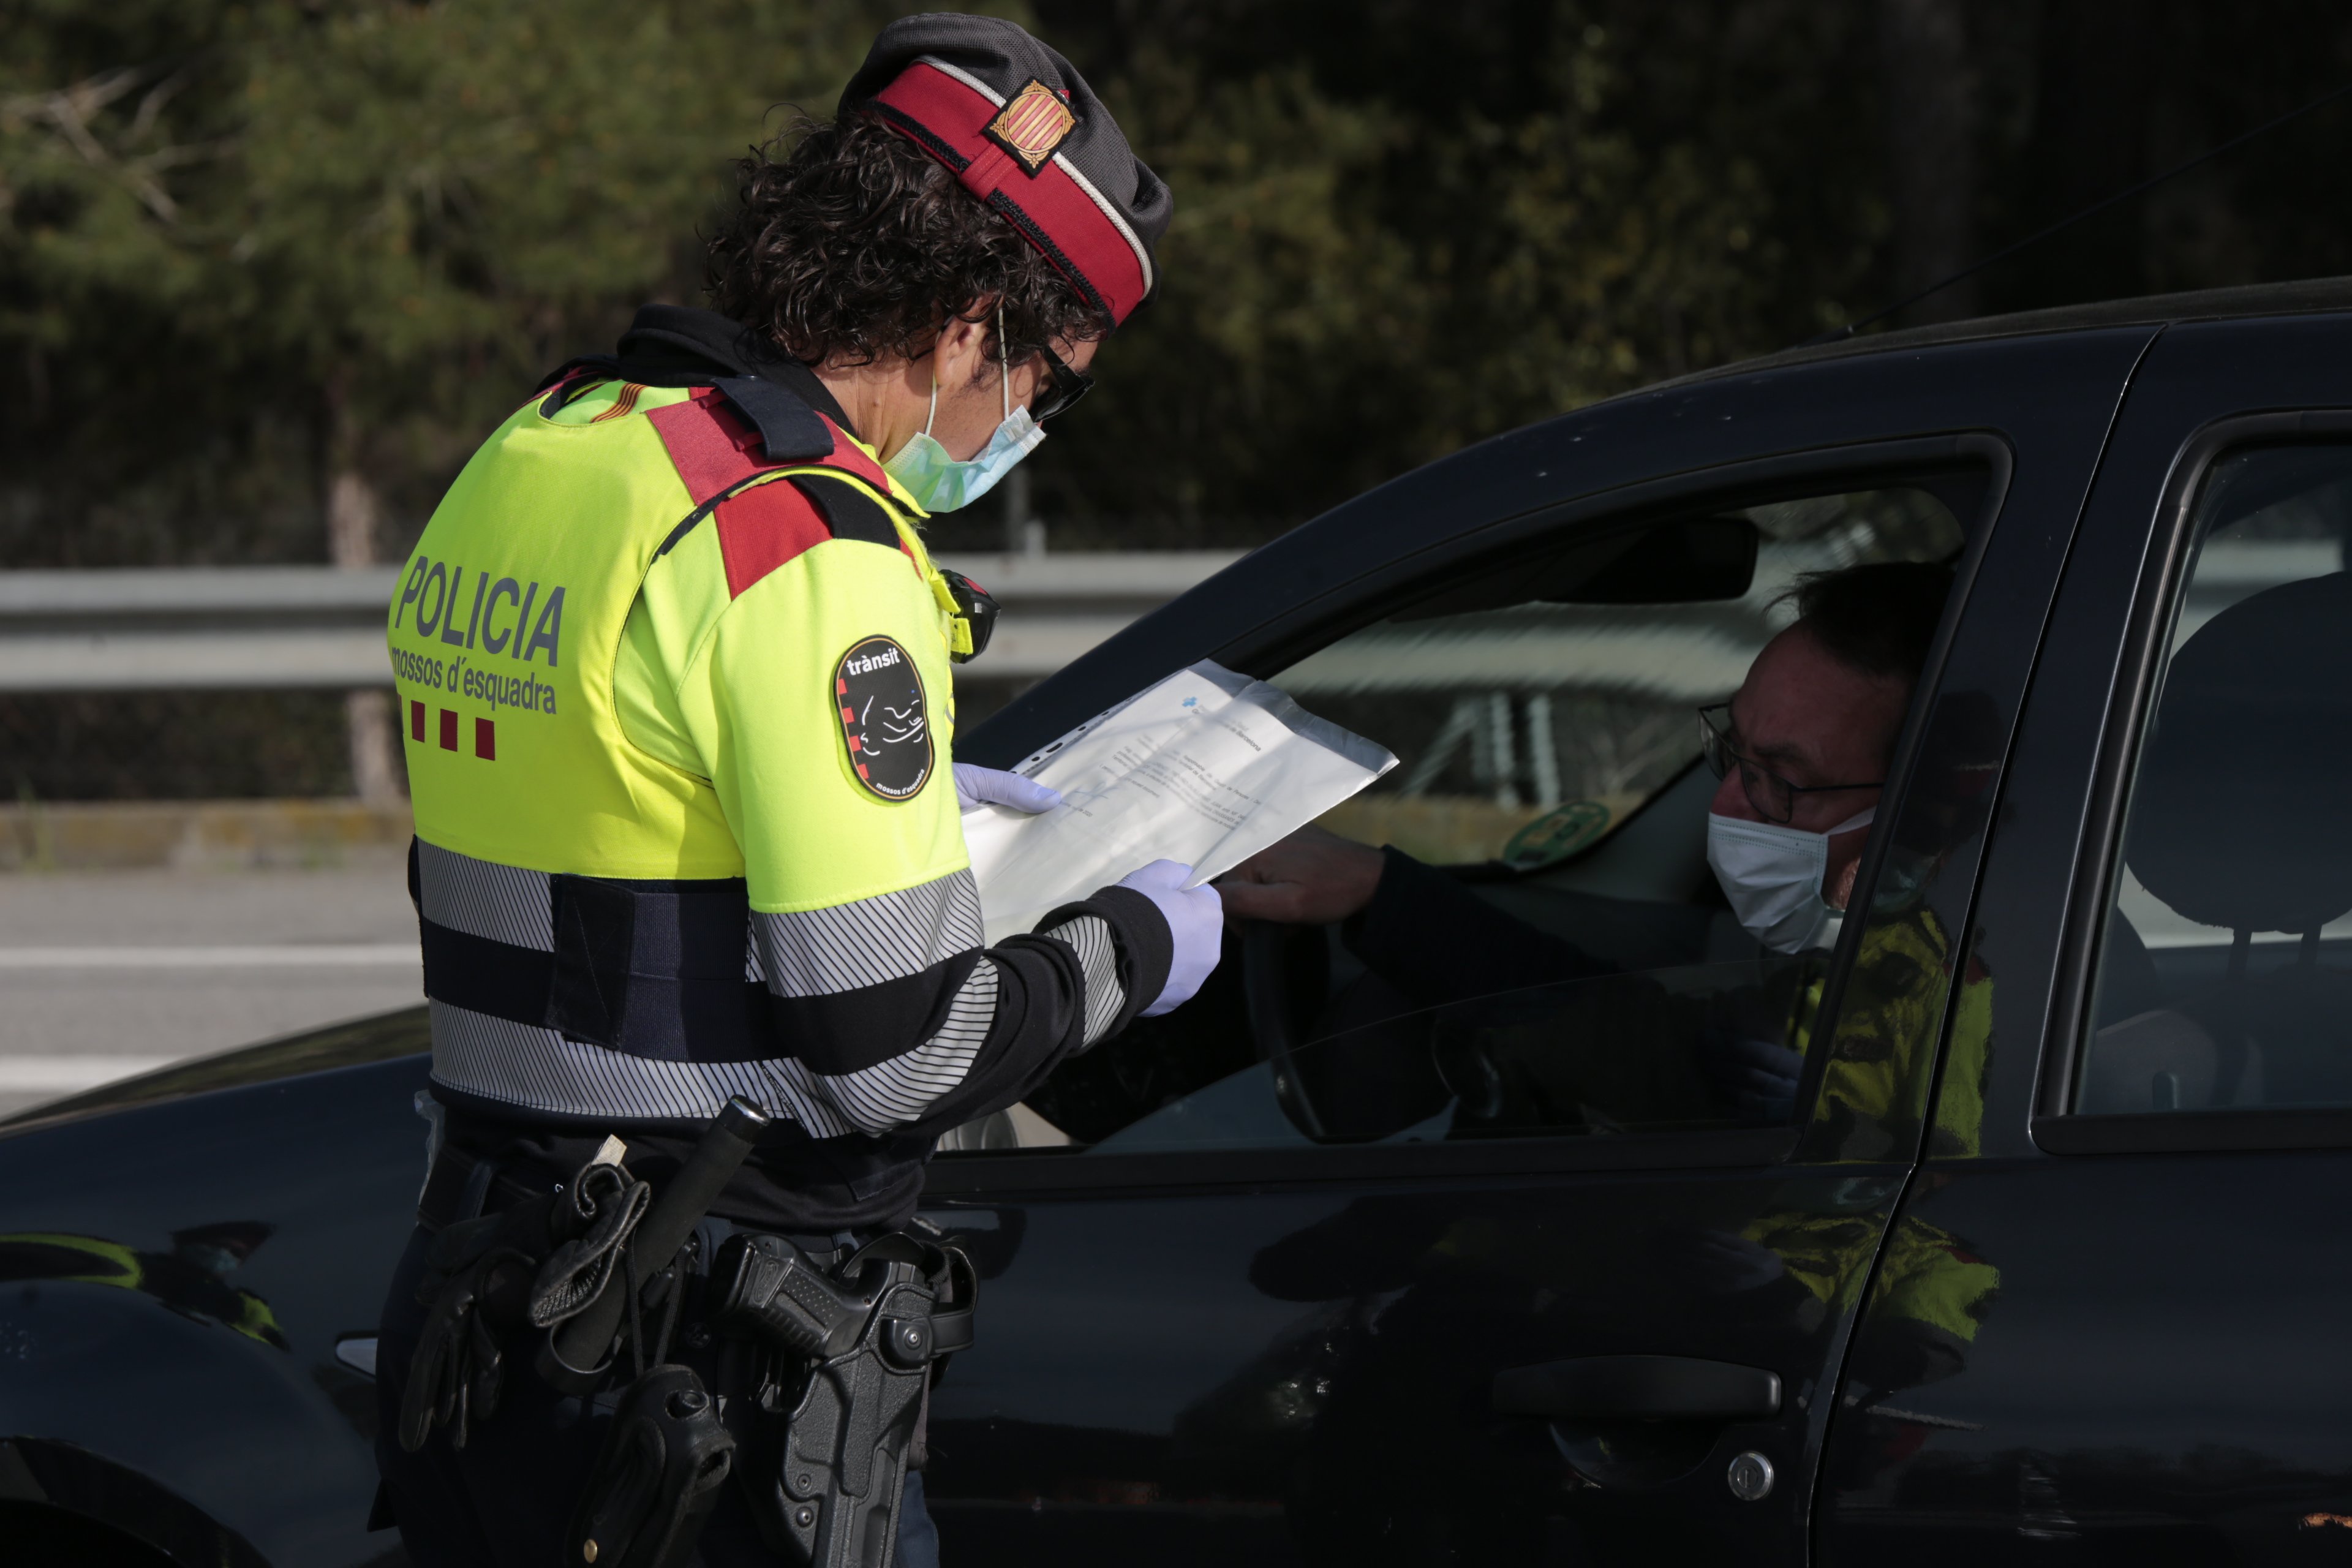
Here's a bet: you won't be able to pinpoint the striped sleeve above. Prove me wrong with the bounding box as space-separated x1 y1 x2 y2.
810 958 1001 1136
753 880 1169 1137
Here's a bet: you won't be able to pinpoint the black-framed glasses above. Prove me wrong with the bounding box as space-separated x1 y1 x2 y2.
1697 703 1883 824
1027 344 1093 423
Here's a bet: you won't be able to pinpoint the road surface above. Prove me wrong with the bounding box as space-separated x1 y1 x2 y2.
0 855 421 1117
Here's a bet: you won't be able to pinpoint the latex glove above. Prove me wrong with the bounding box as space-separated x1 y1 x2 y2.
954 763 1062 815
1713 1035 1803 1123
1115 859 1223 1017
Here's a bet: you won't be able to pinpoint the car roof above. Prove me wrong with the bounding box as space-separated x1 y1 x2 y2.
1668 274 2352 391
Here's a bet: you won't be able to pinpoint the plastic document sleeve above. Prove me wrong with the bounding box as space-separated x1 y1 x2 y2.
960 660 1398 945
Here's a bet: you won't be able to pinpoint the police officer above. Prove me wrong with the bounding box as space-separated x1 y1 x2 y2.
373 15 1218 1566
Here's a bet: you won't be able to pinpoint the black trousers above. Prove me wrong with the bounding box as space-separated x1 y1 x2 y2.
374 1224 940 1568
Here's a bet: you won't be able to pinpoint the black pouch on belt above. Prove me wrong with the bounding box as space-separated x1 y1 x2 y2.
570 1364 736 1568
399 1152 655 1454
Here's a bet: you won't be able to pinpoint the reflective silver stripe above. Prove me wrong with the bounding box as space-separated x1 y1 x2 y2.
416 839 554 951
813 959 999 1136
1042 914 1124 1047
753 869 984 1000
428 999 856 1138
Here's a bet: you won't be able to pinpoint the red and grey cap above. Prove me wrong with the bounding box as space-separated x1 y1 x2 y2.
842 13 1171 328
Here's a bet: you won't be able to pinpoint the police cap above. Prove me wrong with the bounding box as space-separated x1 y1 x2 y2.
842 13 1170 328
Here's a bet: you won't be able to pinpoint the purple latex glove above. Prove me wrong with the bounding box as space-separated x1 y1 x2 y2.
1115 859 1223 1017
953 763 1062 815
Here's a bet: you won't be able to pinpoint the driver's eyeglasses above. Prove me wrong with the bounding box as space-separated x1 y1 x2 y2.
1697 703 1884 824
1027 345 1093 423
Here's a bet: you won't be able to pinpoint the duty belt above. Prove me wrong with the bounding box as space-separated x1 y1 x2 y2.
398 1102 974 1568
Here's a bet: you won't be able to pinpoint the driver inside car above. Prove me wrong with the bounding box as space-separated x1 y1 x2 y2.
1219 560 1984 1142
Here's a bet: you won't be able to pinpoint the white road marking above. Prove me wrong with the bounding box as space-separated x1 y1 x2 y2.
0 1055 181 1091
0 944 418 968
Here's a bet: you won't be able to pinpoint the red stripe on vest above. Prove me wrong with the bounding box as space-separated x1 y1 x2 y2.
646 388 893 506
648 388 917 589
714 480 834 601
646 387 766 505
870 64 1148 323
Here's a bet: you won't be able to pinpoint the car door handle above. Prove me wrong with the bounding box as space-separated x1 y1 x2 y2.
1493 1354 1782 1422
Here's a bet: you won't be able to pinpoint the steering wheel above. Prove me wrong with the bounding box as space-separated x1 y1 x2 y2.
1238 919 1334 1139
1242 920 1461 1142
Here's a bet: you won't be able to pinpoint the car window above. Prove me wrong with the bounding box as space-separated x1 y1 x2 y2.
944 477 1972 1158
2076 445 2352 1115
1290 488 1965 867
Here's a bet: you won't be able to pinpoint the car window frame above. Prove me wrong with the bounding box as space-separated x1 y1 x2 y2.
2035 409 2352 1155
932 432 2015 1195
1210 436 2007 682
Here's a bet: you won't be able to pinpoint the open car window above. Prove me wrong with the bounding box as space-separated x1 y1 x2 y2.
2074 444 2352 1117
1287 487 1965 869
942 475 1973 1158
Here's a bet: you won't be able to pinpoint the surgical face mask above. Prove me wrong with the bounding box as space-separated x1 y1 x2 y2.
882 308 1047 512
1706 807 1877 953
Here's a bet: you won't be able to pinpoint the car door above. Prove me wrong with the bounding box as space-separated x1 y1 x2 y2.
922 327 2151 1566
1820 311 2352 1562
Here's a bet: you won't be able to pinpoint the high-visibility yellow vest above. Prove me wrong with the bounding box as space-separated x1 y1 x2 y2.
390 369 982 1131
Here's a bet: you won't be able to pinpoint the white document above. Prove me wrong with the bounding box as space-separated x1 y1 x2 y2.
961 661 1398 944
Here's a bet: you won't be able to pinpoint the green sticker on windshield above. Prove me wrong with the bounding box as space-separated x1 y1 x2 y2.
1502 799 1613 870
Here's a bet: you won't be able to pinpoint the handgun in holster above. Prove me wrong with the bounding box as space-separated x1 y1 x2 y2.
710 1229 976 1568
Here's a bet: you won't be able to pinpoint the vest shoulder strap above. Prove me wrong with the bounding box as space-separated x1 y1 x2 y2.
536 357 888 492
641 385 894 511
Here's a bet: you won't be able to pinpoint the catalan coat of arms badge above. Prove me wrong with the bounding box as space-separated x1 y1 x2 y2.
985 78 1079 175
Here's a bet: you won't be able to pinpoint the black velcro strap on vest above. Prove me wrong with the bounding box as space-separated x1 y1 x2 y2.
715 376 835 463
548 874 639 1047
788 473 900 549
420 875 785 1065
532 360 835 467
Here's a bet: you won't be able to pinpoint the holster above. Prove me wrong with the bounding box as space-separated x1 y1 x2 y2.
570 1363 736 1568
710 1229 976 1568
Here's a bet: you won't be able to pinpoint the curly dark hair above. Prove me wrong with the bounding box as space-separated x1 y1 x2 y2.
705 113 1112 371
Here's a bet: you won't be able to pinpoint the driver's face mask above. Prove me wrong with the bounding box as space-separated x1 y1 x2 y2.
1707 807 1877 953
883 306 1046 512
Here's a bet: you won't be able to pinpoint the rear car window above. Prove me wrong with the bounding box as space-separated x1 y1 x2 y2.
2078 445 2352 1114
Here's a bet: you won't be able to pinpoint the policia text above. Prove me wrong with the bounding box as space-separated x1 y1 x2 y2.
394 556 567 666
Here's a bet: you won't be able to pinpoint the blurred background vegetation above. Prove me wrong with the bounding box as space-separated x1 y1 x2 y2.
7 0 2352 796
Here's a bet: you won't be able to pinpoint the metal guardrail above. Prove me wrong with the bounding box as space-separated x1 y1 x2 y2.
0 538 2331 696
0 552 1246 692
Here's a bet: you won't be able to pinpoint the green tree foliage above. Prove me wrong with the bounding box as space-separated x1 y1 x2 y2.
9 0 2352 567
989 0 1892 543
1 0 891 564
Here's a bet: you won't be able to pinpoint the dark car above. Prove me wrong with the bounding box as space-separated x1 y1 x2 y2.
10 278 2352 1567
